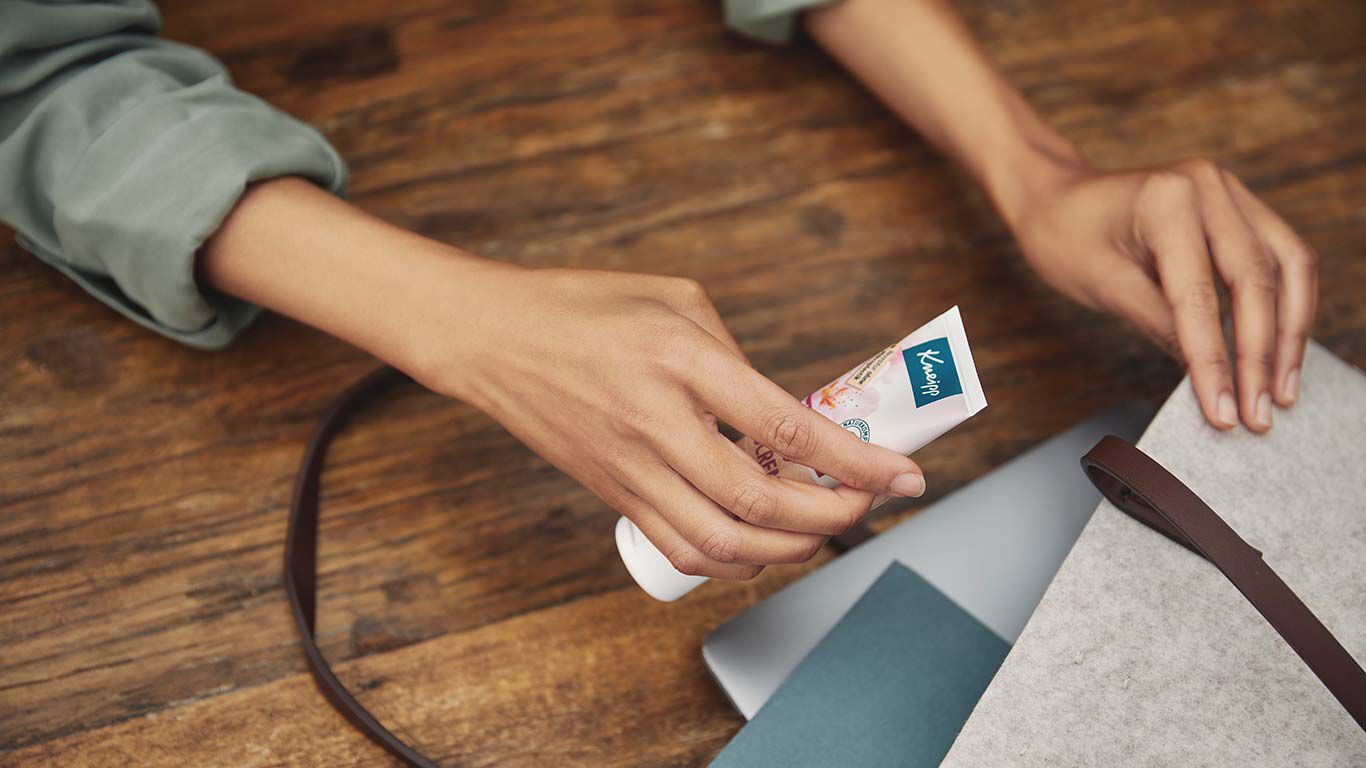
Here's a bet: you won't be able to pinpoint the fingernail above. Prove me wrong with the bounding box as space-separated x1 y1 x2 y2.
1255 391 1273 429
1217 392 1238 428
1282 368 1300 404
890 472 925 498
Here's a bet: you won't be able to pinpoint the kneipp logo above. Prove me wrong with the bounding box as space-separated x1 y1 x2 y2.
903 337 962 408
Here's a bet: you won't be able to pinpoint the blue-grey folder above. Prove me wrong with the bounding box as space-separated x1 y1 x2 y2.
709 562 1010 768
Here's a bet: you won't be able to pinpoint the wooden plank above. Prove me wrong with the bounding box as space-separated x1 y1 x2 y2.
1 585 800 767
2 0 1364 763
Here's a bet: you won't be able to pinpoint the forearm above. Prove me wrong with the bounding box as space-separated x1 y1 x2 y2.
805 0 1087 227
200 178 512 389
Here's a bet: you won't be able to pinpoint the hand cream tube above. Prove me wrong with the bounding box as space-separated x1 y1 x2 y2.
616 305 987 601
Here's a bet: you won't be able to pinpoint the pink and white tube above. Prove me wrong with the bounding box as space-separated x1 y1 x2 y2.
615 306 988 601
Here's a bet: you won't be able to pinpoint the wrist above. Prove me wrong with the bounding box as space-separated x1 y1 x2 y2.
981 132 1092 235
389 253 526 404
202 178 517 401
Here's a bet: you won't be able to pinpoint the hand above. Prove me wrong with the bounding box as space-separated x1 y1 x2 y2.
414 267 927 579
202 183 923 579
1009 158 1318 432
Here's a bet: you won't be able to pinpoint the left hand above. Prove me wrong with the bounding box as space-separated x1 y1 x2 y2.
1009 158 1318 432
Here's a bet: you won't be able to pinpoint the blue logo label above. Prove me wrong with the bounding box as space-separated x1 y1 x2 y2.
903 337 962 408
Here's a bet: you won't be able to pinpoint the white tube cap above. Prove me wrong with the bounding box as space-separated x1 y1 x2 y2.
615 517 707 601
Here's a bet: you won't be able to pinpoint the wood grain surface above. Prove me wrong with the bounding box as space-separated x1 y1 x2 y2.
2 0 1364 765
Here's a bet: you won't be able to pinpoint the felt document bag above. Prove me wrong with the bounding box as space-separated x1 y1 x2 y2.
943 341 1366 766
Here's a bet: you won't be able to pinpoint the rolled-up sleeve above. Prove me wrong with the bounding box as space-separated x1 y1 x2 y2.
725 0 839 45
0 1 347 349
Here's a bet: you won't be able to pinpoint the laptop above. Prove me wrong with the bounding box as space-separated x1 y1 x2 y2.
702 403 1155 719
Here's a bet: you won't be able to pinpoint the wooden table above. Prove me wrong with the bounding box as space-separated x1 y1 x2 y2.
3 1 1363 765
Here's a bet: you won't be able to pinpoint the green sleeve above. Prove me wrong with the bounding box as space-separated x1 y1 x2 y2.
0 1 348 349
724 0 840 44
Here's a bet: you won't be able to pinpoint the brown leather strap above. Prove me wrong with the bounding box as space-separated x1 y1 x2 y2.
283 365 879 765
1082 435 1366 732
284 365 440 768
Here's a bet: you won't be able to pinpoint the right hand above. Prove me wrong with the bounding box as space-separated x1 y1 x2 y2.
414 267 927 580
1009 158 1318 433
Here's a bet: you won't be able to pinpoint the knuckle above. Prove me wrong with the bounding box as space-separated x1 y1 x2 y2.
1176 282 1222 319
638 315 705 375
613 401 657 437
1278 328 1308 348
1199 351 1233 379
672 277 710 307
760 406 818 458
835 500 868 535
729 480 777 526
1139 171 1196 210
837 459 881 491
1301 246 1320 271
795 536 825 563
1236 346 1277 371
666 547 707 577
1287 244 1319 271
841 500 863 530
700 527 740 564
1236 257 1279 296
1181 157 1223 184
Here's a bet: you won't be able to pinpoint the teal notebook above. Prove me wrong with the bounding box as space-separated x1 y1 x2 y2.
709 562 1010 768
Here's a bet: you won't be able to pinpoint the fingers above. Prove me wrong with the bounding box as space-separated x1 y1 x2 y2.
683 338 926 497
1099 261 1180 357
657 419 877 536
1188 164 1277 432
589 468 763 580
1136 172 1239 430
1223 171 1318 406
624 455 829 573
619 499 766 581
1135 161 1319 431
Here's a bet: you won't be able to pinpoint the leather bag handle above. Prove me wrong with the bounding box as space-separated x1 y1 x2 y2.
1082 435 1366 732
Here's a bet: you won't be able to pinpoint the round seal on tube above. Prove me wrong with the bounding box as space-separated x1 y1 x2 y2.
615 517 706 602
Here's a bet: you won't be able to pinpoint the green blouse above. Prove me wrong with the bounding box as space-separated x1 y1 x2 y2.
0 0 832 348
